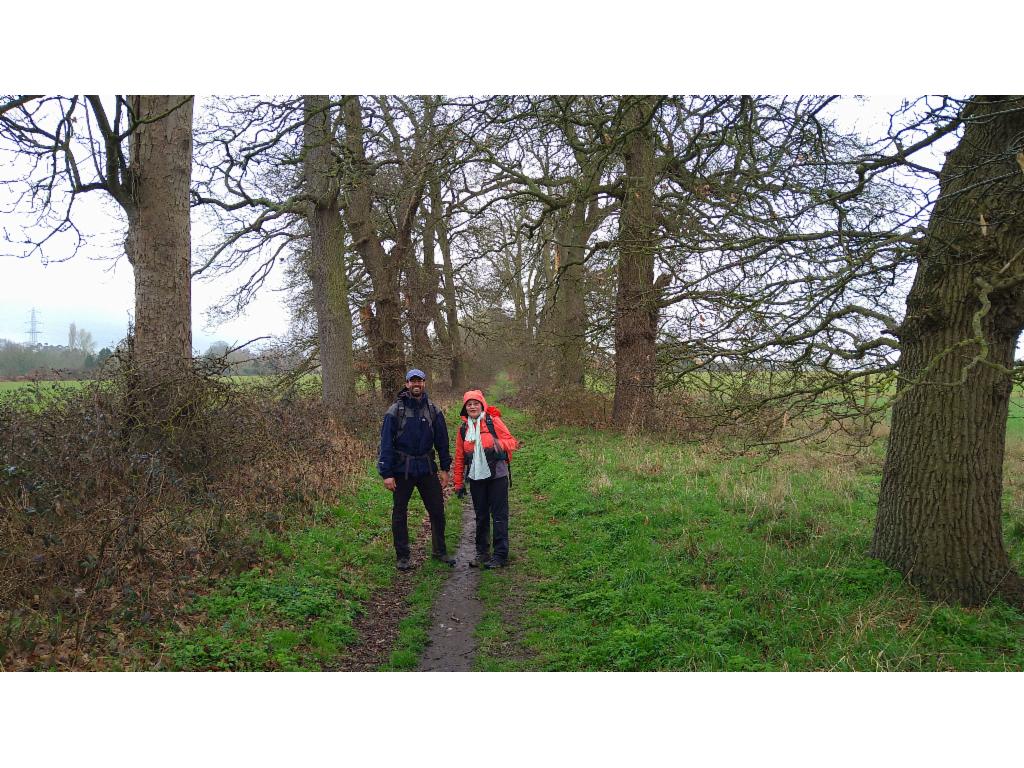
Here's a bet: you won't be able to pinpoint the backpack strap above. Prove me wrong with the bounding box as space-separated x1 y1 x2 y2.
391 399 440 477
393 398 439 443
460 415 506 460
394 401 405 440
485 414 506 460
460 414 512 488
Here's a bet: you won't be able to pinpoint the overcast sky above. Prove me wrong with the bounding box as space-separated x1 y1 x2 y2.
0 140 291 351
0 252 290 352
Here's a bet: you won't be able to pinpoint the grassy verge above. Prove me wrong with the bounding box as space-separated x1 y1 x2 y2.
380 564 452 671
160 465 458 671
475 406 1024 671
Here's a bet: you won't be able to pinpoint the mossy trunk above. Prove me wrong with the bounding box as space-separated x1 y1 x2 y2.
612 96 660 431
432 177 464 391
872 96 1024 606
341 95 407 398
303 95 355 418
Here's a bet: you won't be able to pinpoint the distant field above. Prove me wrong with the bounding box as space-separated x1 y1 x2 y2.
1008 394 1024 441
0 380 89 395
0 375 321 391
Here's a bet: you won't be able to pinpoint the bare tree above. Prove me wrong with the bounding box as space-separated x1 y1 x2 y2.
190 95 367 406
431 173 466 389
612 95 663 430
303 95 356 415
1 95 195 382
462 96 620 391
339 95 411 396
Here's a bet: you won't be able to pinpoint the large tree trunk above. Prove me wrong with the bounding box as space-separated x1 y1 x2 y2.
872 96 1024 606
546 207 589 390
341 95 407 397
612 96 660 431
124 95 194 380
537 186 608 393
404 223 433 383
303 95 356 418
432 177 465 391
422 205 446 377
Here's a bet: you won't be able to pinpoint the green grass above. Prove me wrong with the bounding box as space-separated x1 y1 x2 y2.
380 563 453 671
160 464 459 671
12 372 1024 670
0 379 88 395
1007 393 1024 442
474 405 1024 671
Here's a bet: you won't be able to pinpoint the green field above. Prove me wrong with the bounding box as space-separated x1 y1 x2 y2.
473 404 1024 671
0 380 88 393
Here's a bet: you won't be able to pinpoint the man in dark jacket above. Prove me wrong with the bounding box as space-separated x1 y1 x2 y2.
378 369 454 570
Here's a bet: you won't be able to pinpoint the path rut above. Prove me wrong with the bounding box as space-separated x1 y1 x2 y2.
418 495 483 671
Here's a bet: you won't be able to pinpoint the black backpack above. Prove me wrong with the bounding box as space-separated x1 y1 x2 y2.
392 398 441 444
386 398 442 477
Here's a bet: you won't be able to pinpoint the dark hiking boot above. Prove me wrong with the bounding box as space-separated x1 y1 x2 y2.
431 553 456 566
483 558 508 569
396 558 412 571
469 552 490 568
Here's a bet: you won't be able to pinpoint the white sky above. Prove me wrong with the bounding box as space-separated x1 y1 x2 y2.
0 204 291 353
0 253 291 352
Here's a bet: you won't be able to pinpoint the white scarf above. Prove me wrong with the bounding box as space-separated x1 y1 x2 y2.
465 414 492 481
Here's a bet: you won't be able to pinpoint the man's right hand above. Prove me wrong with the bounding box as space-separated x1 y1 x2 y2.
383 477 397 492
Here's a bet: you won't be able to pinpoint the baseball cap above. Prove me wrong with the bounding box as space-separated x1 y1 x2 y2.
406 368 427 381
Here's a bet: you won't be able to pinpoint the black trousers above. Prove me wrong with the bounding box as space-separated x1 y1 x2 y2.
392 473 448 560
469 475 510 561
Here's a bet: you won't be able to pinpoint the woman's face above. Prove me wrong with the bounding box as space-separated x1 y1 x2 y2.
465 399 482 418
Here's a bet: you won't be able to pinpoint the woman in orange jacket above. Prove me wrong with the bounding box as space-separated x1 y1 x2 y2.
453 389 519 568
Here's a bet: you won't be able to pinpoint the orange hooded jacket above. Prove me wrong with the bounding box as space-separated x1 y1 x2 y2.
453 389 518 491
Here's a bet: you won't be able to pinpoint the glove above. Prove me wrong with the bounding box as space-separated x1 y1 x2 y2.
456 487 467 499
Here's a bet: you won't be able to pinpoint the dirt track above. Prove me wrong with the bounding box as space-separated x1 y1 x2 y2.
418 495 484 671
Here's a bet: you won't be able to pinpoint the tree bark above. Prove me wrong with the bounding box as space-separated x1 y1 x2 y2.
612 96 660 431
432 177 465 391
872 96 1024 606
124 95 194 380
535 200 605 392
404 221 433 383
422 205 446 376
341 95 407 397
303 95 356 418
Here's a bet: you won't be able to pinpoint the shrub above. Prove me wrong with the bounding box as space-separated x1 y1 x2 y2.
0 354 366 669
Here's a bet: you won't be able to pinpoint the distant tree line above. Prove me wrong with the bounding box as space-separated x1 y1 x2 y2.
0 322 111 378
0 338 112 378
200 341 300 376
0 337 294 380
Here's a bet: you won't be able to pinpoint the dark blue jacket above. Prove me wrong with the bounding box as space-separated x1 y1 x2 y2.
378 389 452 479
